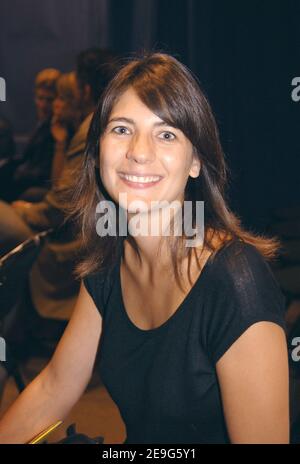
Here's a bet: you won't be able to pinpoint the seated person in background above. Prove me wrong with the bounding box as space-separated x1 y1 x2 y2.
10 68 61 202
9 49 117 237
50 72 82 185
0 49 118 312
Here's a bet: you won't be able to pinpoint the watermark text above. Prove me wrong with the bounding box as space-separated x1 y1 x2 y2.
0 77 6 101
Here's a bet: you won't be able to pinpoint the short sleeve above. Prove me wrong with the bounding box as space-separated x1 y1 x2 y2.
83 271 109 318
201 241 287 365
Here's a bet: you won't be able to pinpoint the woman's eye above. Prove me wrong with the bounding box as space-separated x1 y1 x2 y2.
158 131 176 141
112 126 130 135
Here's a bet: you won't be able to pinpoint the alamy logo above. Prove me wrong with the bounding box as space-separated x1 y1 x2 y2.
0 77 6 101
0 337 6 361
95 196 205 247
291 77 300 102
291 337 300 362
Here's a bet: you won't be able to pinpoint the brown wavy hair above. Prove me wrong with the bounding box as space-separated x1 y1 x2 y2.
64 52 282 291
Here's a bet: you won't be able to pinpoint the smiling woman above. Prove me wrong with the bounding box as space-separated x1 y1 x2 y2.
98 87 200 234
62 52 289 444
69 52 284 285
0 52 289 445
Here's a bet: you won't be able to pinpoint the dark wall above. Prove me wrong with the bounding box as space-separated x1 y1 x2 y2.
107 0 300 228
0 0 109 133
0 0 299 230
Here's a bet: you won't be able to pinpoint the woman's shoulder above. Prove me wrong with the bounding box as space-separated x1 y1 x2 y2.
200 232 286 321
82 261 119 317
201 228 270 271
203 236 283 303
207 236 277 284
199 236 287 364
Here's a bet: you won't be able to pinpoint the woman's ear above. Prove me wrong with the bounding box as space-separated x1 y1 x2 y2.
189 154 201 178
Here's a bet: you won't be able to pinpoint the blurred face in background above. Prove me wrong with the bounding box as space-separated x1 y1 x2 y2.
52 72 81 129
34 87 56 122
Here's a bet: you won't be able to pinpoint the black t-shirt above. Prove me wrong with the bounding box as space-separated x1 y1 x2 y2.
83 239 287 444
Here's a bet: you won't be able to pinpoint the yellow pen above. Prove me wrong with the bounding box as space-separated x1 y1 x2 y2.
27 420 63 444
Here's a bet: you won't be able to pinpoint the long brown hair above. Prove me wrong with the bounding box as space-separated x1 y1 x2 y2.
64 52 282 291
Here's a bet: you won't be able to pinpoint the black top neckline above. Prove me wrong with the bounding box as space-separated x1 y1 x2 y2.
117 238 239 335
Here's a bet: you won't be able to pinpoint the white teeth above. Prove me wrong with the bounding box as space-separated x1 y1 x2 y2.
119 173 161 183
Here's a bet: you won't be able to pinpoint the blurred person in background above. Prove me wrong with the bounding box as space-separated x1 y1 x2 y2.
50 71 82 184
0 49 118 370
34 68 60 122
9 68 61 202
9 49 118 237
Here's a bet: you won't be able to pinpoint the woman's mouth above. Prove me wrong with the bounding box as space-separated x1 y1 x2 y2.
118 172 163 189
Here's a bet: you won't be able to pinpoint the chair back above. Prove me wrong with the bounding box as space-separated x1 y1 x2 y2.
0 230 52 320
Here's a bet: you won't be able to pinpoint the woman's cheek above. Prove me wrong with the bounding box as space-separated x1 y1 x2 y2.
161 154 180 174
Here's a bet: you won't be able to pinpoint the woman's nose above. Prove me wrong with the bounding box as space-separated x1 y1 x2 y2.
126 133 155 163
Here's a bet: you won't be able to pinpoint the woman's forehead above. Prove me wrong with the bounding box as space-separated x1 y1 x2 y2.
109 88 147 114
107 87 176 128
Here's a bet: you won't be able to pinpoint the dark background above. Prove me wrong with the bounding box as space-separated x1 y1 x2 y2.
0 0 299 230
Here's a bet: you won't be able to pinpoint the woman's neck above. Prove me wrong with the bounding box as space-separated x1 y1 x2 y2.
125 234 171 273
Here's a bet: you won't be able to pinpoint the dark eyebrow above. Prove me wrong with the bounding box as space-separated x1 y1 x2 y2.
107 117 173 128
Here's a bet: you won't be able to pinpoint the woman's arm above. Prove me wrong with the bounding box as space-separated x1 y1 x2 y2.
216 321 290 444
0 281 102 444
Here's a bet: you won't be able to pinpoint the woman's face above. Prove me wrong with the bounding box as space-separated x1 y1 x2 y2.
99 87 200 214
